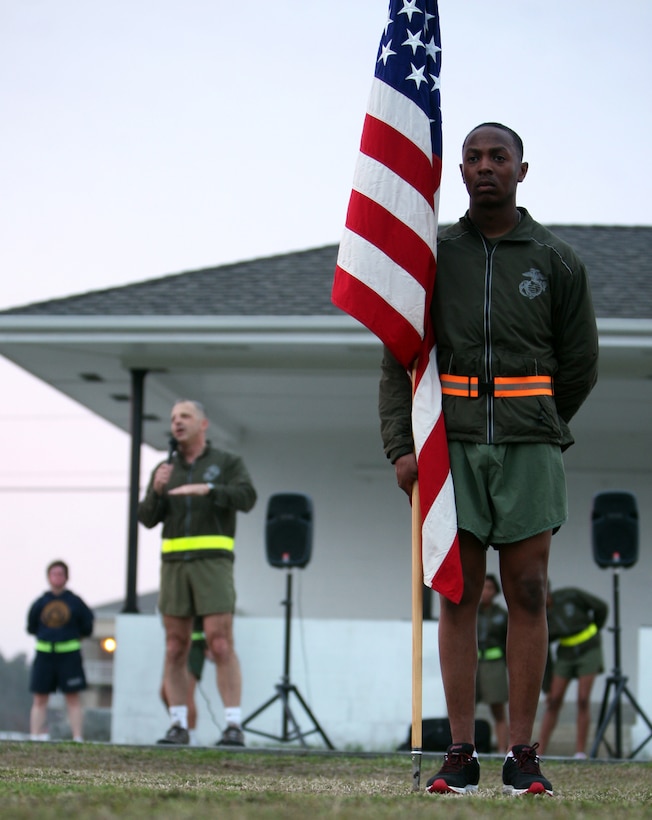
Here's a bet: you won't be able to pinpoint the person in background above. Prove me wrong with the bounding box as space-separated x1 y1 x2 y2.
538 583 608 758
139 399 257 747
476 574 509 753
27 560 94 741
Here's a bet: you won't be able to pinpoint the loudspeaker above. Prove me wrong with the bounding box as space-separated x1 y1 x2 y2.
265 493 313 569
591 491 638 569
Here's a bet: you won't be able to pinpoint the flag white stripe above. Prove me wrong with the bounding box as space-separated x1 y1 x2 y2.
411 345 443 457
352 153 436 250
421 471 458 585
366 78 433 161
337 229 426 334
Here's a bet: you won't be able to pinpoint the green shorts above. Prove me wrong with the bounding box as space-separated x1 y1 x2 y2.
554 643 604 680
159 555 236 617
448 442 567 546
476 658 508 705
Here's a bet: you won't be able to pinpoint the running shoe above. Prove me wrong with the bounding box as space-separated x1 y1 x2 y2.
157 722 189 745
426 743 479 794
502 743 553 796
216 724 245 747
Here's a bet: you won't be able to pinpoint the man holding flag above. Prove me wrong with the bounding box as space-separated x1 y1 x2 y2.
333 0 598 798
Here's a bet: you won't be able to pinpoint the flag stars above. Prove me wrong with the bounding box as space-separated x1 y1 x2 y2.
425 36 441 63
378 41 397 65
406 62 427 89
402 28 424 55
398 0 423 23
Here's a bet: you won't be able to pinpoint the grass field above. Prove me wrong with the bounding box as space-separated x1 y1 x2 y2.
1 741 651 819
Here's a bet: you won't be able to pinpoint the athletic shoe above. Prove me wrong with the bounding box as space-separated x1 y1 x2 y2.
157 723 189 745
426 743 479 794
216 724 245 747
502 743 553 796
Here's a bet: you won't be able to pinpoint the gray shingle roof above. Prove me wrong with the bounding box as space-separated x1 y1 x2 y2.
2 227 651 319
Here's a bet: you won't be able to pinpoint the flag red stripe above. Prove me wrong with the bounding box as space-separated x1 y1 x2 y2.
416 415 450 514
429 536 462 598
360 114 437 206
344 192 435 293
332 266 422 359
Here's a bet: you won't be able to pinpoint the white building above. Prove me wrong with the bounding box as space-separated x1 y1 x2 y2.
2 232 651 754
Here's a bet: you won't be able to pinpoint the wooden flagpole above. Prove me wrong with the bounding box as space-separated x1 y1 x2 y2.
411 480 424 790
410 358 424 791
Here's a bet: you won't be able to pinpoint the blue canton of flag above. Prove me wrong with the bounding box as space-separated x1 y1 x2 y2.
375 0 442 157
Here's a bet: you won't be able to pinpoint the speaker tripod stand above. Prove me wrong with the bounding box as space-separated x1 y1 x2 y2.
590 567 652 759
241 569 334 749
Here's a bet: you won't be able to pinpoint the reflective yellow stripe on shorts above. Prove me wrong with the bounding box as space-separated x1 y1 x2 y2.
161 535 235 554
36 639 82 653
559 623 598 647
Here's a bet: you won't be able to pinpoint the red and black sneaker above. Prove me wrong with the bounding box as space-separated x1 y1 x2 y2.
502 743 553 796
426 743 479 794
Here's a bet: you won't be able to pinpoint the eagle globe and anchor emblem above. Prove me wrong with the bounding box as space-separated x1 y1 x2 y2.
519 268 548 300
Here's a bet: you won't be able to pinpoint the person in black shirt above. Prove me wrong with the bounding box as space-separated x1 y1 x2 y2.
27 560 94 741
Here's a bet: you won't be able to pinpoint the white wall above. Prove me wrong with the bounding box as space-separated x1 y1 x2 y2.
111 614 446 751
129 421 651 735
632 626 652 760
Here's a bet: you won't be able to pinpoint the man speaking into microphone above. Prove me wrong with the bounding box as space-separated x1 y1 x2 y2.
138 399 257 746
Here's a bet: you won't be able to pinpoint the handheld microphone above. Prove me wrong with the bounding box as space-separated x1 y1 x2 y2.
167 436 178 464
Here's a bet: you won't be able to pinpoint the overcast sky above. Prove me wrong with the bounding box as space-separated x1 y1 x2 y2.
1 0 651 659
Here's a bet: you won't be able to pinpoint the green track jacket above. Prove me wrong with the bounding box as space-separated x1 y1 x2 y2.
138 443 257 561
379 209 599 462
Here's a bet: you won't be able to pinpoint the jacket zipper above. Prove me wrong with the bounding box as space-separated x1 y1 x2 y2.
481 238 497 444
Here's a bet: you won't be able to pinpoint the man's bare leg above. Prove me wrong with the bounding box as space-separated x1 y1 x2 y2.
499 531 551 748
575 673 596 755
65 692 83 740
204 612 241 709
30 693 49 737
490 702 509 753
538 674 570 754
438 530 486 744
162 615 193 708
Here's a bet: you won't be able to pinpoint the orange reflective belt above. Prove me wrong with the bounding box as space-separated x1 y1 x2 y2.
440 375 553 398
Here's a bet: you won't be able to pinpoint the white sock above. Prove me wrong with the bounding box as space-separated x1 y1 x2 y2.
30 733 50 741
169 705 188 730
188 729 198 746
224 707 241 727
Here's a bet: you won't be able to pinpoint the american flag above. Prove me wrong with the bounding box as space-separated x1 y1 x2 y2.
332 0 462 603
